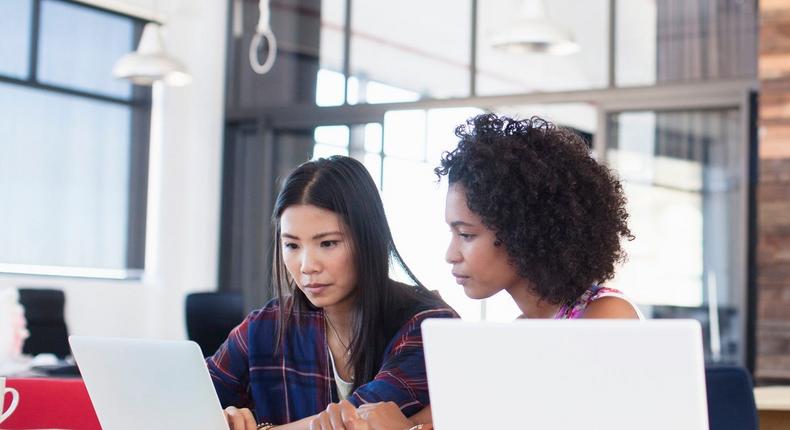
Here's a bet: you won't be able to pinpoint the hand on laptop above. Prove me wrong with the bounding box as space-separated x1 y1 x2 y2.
308 400 370 430
357 401 421 430
224 406 258 430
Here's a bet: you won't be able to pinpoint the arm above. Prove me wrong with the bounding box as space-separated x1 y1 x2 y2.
272 401 369 430
358 402 433 430
206 313 255 408
300 307 454 430
349 309 456 416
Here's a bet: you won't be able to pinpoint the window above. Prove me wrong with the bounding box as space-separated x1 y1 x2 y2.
297 0 756 365
606 109 746 363
350 0 471 102
476 0 609 95
0 0 150 278
380 108 485 318
615 0 757 87
312 125 350 159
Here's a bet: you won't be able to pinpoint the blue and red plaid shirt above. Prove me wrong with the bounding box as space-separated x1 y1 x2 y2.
207 298 457 424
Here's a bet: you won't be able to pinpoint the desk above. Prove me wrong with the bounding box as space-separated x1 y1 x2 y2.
755 386 790 430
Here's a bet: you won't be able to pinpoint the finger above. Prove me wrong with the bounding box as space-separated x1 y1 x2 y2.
338 400 359 422
326 403 346 429
239 408 257 430
311 411 331 430
309 414 322 430
224 406 245 430
357 401 385 410
345 418 371 430
356 408 373 421
356 402 385 420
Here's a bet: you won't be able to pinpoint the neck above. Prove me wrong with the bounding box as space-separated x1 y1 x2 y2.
323 302 354 338
506 280 560 319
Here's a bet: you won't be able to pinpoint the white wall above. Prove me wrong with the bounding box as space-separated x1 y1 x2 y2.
0 0 228 340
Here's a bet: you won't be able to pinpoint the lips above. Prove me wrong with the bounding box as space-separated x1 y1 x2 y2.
452 273 470 285
303 283 330 295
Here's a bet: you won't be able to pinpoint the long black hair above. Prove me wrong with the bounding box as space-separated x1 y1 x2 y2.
272 155 444 388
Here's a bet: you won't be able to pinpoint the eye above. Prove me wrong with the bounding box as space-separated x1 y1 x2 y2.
320 240 340 248
283 242 299 250
457 232 476 241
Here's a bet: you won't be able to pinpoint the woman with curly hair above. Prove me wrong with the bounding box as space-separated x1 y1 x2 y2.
330 113 643 430
437 113 642 320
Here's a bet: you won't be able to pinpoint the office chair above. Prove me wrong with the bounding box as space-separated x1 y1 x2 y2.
17 288 70 358
185 291 245 357
705 365 759 430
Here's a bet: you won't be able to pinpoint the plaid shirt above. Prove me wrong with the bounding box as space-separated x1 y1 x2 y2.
207 298 457 424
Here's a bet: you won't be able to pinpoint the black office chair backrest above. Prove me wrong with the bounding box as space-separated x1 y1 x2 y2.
185 291 245 357
18 288 70 358
705 365 759 430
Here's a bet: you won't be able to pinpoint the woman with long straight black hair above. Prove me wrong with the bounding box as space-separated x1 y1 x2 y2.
207 155 456 430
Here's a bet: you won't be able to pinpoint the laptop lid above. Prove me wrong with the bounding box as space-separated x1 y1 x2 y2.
422 319 709 430
69 336 229 430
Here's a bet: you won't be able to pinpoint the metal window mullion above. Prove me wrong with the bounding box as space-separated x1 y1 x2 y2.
29 0 42 82
0 74 134 106
608 0 616 88
743 89 758 373
348 124 365 161
230 78 756 128
470 0 477 97
342 0 352 105
126 84 151 270
63 0 157 23
379 120 386 191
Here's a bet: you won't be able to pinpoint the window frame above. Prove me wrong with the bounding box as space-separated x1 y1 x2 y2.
0 0 152 279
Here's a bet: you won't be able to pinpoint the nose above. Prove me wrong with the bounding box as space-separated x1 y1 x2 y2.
300 247 321 275
445 237 462 264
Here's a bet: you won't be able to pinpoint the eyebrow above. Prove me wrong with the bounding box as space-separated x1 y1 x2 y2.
449 221 476 229
281 231 344 240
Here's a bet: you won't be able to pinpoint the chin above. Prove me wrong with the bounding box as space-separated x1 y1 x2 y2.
303 295 332 309
463 285 496 300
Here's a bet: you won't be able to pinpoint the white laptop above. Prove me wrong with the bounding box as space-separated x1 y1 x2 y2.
421 319 709 430
69 336 229 430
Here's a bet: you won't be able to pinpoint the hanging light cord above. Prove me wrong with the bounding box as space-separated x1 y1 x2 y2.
249 0 277 75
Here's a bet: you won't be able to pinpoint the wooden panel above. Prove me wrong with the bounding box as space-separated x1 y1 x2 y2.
757 321 790 379
758 0 790 382
759 410 790 430
757 288 790 319
760 159 790 183
759 124 790 159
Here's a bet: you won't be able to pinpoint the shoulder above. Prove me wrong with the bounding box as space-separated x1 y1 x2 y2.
408 307 458 323
243 297 281 325
398 287 459 328
582 296 639 319
388 306 458 351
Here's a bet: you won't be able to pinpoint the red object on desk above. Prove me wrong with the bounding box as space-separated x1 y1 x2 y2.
2 378 101 430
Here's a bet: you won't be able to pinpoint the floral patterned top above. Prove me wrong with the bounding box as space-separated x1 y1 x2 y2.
553 285 645 320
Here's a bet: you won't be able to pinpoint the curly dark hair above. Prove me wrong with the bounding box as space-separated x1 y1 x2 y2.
435 113 633 305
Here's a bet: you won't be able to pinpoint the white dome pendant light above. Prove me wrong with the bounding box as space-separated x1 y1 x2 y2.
112 2 192 86
490 0 580 56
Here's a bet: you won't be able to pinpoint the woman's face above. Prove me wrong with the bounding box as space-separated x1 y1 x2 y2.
444 183 523 299
280 204 357 314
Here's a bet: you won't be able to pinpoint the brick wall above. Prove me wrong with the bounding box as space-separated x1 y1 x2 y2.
756 0 790 380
